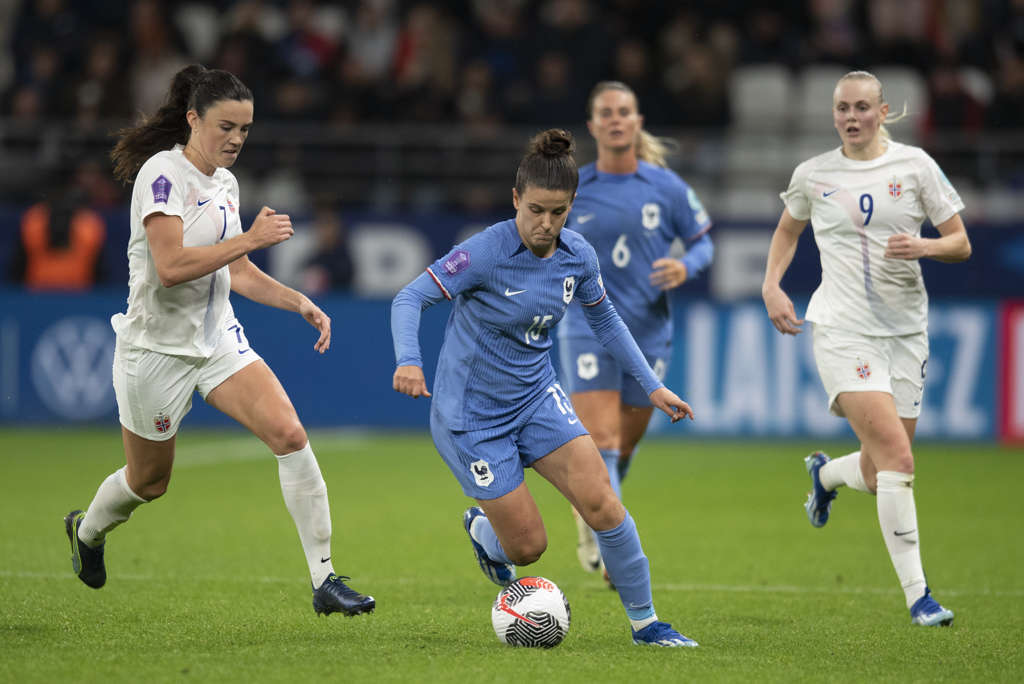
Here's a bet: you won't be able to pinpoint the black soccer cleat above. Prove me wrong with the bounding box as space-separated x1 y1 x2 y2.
64 510 106 589
312 574 375 617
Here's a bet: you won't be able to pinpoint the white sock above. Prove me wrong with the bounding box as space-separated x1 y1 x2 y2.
819 452 870 493
277 443 334 589
78 467 147 547
629 614 658 631
876 471 927 609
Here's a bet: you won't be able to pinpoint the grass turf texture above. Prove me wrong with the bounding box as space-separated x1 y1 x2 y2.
1 429 1022 683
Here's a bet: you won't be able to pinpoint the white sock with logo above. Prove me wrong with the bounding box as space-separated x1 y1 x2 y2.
876 471 927 609
78 467 147 547
277 443 334 589
819 452 870 493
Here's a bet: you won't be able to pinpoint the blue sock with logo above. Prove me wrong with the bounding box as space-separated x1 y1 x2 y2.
471 514 514 566
594 510 656 628
600 449 622 499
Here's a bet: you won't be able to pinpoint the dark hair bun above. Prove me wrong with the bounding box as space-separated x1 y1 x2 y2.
528 129 576 158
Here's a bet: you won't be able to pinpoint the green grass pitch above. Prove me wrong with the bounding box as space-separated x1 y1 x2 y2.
1 428 1022 683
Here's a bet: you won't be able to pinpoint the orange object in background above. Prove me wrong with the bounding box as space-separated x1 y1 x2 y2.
20 202 106 290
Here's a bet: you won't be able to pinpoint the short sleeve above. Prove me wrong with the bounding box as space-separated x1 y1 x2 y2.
577 241 607 307
670 175 712 242
136 156 186 222
780 161 813 221
425 230 493 300
915 152 965 227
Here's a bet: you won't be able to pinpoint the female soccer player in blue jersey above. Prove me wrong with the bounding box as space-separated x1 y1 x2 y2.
63 64 373 618
392 129 698 647
559 82 714 577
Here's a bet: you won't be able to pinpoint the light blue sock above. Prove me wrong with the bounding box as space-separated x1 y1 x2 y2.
471 514 514 566
600 448 622 499
618 448 636 484
593 510 654 621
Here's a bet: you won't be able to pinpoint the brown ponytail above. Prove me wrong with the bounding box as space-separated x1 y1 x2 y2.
110 64 253 182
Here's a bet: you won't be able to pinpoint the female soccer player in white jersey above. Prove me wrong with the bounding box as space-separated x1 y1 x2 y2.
762 71 971 626
63 64 374 617
392 130 699 647
559 81 714 579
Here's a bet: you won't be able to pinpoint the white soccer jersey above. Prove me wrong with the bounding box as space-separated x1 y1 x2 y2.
111 145 244 357
781 141 965 337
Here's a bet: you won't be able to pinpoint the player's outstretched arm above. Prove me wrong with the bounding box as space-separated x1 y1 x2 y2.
229 256 331 353
649 387 694 423
884 213 971 263
145 207 292 288
762 209 808 336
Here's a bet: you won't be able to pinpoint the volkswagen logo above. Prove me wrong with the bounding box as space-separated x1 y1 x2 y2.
31 316 115 420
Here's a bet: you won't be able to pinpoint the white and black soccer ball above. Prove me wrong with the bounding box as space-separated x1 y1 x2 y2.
491 576 571 648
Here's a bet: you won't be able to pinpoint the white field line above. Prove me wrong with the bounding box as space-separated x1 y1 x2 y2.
172 429 372 469
2 571 1021 598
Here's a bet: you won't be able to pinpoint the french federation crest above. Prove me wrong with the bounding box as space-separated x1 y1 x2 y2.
641 203 660 230
563 276 575 303
887 176 903 200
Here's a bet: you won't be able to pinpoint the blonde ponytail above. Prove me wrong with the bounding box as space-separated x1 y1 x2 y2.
635 129 675 168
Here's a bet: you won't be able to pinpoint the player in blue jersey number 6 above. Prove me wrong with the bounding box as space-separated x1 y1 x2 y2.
763 71 970 627
392 130 698 647
559 82 714 581
63 64 373 618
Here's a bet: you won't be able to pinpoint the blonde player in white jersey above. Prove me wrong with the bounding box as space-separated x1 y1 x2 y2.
62 64 374 618
762 71 971 627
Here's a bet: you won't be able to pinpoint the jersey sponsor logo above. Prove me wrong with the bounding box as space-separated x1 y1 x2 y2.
442 250 471 276
855 359 871 380
151 175 172 204
563 276 575 303
577 353 598 380
888 176 903 200
641 203 661 230
504 287 526 296
154 413 171 433
470 459 493 487
197 197 212 206
823 188 842 198
577 213 596 224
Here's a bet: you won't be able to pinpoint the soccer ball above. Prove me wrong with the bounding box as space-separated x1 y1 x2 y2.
491 576 571 648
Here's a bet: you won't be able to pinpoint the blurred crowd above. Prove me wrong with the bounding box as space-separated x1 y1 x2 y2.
4 0 1024 131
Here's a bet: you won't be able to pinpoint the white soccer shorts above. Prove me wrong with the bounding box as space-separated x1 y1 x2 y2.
113 317 262 440
811 323 928 420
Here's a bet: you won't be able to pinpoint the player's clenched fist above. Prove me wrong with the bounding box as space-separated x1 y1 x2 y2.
394 365 431 398
248 206 293 249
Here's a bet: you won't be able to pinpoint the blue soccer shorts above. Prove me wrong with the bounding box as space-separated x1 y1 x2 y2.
430 381 589 500
558 334 670 408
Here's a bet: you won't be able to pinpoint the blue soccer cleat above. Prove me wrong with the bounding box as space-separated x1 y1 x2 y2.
910 587 954 626
463 507 516 587
312 574 375 617
632 621 699 647
804 451 837 528
64 509 105 589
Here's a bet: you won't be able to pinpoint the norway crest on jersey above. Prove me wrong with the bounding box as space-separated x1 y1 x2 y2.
887 176 903 200
563 276 575 303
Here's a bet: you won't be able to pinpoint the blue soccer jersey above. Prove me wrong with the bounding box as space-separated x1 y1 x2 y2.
559 161 713 348
392 219 663 432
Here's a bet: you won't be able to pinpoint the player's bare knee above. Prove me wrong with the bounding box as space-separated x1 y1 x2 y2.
272 421 308 455
589 428 618 451
137 478 170 501
510 537 547 566
579 491 622 531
